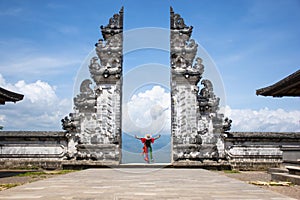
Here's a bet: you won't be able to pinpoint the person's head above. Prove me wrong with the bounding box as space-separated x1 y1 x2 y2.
145 134 151 139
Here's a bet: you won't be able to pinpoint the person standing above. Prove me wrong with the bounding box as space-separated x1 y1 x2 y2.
135 134 161 163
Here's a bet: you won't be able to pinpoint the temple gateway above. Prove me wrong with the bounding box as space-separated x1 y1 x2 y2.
61 7 231 164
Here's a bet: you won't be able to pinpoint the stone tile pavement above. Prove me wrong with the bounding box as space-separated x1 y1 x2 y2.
0 168 296 200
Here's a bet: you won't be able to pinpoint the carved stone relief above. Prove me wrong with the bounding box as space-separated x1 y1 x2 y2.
170 7 231 162
62 7 123 162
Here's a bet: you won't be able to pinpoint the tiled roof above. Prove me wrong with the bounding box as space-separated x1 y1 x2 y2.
0 87 24 104
256 69 300 97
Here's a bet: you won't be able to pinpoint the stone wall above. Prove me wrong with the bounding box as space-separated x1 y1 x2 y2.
0 131 299 170
0 131 67 169
281 145 300 166
225 132 300 170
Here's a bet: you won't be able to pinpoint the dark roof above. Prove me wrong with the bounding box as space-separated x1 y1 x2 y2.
256 69 300 97
0 87 24 105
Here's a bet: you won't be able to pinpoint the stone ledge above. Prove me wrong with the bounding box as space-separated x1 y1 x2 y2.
62 160 232 170
0 131 66 137
286 166 300 175
283 160 300 167
172 160 231 170
281 145 300 151
62 160 119 170
271 172 300 185
0 159 63 170
227 132 300 139
268 167 289 174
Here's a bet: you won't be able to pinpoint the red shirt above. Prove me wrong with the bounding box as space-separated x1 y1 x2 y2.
140 138 155 147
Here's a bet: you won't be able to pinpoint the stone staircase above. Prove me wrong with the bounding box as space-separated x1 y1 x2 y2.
269 145 300 185
269 164 300 185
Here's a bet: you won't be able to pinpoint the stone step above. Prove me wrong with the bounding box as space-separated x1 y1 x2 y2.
62 160 232 170
286 165 300 175
271 172 300 185
268 167 288 174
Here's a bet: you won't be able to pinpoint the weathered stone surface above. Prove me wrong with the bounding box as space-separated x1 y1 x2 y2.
0 168 295 199
0 131 66 137
272 172 300 185
0 131 67 159
225 132 300 170
62 8 123 163
0 159 63 170
282 145 300 164
170 7 230 163
269 145 300 184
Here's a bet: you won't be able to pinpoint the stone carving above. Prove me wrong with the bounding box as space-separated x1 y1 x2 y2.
73 79 96 113
92 7 123 82
170 7 231 162
62 8 123 162
198 79 220 114
61 114 77 133
222 117 232 132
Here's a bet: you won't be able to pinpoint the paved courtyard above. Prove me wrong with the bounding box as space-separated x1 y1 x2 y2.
0 168 296 200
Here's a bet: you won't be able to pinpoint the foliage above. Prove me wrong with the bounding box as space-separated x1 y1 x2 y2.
249 181 292 186
16 171 46 177
16 170 77 177
223 170 240 174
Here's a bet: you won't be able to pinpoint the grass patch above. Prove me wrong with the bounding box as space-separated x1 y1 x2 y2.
49 170 77 175
0 183 21 191
16 170 77 177
16 171 47 177
223 170 240 174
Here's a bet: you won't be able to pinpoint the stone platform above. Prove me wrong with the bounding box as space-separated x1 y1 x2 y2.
0 168 295 200
62 160 232 170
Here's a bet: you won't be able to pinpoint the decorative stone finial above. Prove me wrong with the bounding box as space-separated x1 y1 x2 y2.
92 7 123 84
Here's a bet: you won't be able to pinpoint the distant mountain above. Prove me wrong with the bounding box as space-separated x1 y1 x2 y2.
122 132 171 163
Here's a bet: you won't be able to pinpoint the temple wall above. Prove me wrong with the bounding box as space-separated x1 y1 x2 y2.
0 131 299 170
225 132 300 170
0 131 67 169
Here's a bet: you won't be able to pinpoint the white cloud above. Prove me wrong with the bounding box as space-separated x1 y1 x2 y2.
14 80 58 104
123 85 170 136
224 106 300 132
0 74 72 131
2 72 298 133
122 85 300 135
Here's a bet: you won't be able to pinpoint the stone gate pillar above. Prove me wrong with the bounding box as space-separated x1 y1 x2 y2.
170 7 231 163
62 8 123 164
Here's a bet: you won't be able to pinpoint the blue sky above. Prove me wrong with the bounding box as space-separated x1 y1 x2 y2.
0 0 299 131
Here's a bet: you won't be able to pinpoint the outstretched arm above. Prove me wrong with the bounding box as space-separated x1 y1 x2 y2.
154 134 161 140
135 135 142 140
